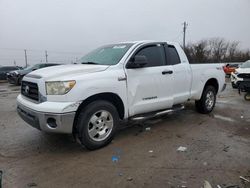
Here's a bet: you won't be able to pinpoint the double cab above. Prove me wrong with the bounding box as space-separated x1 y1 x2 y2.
17 41 226 150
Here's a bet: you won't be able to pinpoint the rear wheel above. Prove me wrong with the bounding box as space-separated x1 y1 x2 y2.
76 100 119 150
195 86 216 114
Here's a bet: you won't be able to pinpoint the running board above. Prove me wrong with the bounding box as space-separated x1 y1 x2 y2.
130 104 185 121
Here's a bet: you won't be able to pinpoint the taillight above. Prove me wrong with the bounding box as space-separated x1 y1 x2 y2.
222 66 227 72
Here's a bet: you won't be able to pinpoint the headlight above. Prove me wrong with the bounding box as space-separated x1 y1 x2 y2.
46 80 76 95
13 71 19 76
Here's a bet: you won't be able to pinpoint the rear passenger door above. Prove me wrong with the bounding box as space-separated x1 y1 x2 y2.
165 44 192 104
126 43 174 116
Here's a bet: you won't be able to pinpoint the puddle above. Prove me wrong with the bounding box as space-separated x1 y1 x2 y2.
11 88 20 91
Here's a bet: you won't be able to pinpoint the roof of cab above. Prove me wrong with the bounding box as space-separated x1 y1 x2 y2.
119 40 179 46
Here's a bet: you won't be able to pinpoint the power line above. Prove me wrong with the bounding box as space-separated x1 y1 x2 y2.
171 31 183 41
0 57 78 61
0 48 24 51
0 47 83 55
0 54 79 58
0 47 82 66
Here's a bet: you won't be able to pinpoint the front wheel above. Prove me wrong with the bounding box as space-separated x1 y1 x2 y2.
15 78 21 86
76 100 119 150
195 86 216 114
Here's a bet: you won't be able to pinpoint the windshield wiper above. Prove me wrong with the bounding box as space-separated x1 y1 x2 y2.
81 61 99 65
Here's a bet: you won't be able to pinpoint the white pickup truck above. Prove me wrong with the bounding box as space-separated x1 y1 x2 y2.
17 41 226 150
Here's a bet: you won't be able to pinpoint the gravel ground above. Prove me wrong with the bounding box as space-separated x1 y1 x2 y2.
0 81 250 188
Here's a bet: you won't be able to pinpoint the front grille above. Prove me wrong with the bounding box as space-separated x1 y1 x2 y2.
238 73 250 79
21 81 39 101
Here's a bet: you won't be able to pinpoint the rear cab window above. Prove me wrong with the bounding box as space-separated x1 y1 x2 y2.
165 45 181 65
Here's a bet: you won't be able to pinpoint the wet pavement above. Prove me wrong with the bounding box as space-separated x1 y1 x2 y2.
0 81 250 188
0 81 20 94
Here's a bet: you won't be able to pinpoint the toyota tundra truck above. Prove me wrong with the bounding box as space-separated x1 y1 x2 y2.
17 41 226 150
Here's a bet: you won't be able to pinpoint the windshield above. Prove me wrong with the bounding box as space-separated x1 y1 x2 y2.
240 61 250 68
79 43 133 65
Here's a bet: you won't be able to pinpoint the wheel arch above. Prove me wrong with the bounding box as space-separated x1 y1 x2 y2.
203 78 219 94
195 78 218 114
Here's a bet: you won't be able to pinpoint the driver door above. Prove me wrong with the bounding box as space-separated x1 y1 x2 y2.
125 43 174 116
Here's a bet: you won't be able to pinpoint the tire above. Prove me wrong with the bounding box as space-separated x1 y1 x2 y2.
15 79 20 86
76 100 119 150
244 93 250 101
17 76 23 86
231 82 238 89
195 86 216 114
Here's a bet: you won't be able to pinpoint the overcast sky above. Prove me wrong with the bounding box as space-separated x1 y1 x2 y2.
0 0 249 66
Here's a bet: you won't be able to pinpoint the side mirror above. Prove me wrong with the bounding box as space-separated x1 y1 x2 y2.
127 55 148 69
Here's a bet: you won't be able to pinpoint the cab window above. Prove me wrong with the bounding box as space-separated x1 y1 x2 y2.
167 45 181 65
134 45 166 67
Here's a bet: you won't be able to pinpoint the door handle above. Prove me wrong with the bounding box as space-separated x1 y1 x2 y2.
162 70 173 75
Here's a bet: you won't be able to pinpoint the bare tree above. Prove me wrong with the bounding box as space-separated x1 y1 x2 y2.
185 38 249 63
227 41 239 61
193 40 210 63
185 40 210 63
184 44 195 63
209 38 229 62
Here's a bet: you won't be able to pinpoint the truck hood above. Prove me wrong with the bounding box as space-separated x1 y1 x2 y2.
26 64 109 80
236 68 250 74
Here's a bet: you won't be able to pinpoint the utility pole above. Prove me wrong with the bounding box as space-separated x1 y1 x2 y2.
24 49 28 67
45 50 48 63
14 60 16 66
183 21 188 50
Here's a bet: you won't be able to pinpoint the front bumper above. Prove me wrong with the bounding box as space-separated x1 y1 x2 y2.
17 95 79 134
7 75 19 84
230 73 243 85
238 81 250 93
